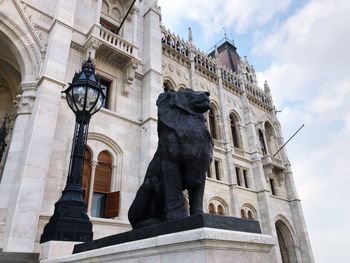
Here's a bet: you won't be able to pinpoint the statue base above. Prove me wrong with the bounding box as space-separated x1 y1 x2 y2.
73 214 261 253
41 216 276 263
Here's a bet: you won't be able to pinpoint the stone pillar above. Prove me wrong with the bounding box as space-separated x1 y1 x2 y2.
1 0 77 252
215 65 239 216
188 28 196 89
87 161 97 215
0 83 36 249
139 1 162 184
95 0 102 24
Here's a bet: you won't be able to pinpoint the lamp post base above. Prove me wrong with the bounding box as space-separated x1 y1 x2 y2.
40 199 93 243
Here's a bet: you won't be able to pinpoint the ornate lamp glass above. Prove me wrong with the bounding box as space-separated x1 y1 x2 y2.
64 59 105 117
40 57 105 243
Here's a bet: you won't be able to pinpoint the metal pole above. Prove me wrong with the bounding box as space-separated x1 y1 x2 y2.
116 0 136 35
273 124 305 157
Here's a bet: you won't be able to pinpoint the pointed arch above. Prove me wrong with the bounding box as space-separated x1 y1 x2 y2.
274 215 299 263
163 77 176 91
208 101 220 140
229 111 241 148
0 12 41 81
240 203 258 220
264 121 278 156
208 196 229 215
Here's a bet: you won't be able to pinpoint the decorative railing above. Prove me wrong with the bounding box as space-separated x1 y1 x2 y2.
193 48 217 74
161 26 189 57
221 66 242 89
160 25 273 109
244 82 272 107
98 25 136 57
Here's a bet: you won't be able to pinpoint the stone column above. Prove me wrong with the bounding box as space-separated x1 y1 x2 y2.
0 82 36 249
87 161 97 216
139 1 162 184
1 0 77 252
95 0 102 24
215 64 239 216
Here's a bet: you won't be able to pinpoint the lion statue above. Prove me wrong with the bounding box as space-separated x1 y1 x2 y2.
128 88 213 229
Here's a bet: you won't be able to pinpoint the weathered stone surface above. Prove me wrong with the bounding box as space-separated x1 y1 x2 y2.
42 228 274 263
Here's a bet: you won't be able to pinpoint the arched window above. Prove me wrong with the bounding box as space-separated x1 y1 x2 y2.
258 129 267 155
208 203 215 214
241 205 257 221
229 113 240 148
82 149 120 218
275 220 298 263
240 209 247 219
208 104 219 140
163 80 175 91
264 122 278 156
217 204 225 215
247 210 254 219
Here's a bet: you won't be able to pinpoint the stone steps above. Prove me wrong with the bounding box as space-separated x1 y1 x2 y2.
0 251 39 263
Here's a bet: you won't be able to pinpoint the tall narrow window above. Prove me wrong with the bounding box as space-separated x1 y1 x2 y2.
240 209 247 219
230 114 240 148
235 167 241 186
217 205 224 215
243 169 249 188
207 165 212 178
208 203 215 214
163 81 174 91
92 151 112 217
99 78 111 109
270 178 277 196
208 106 218 139
247 210 254 219
82 149 120 218
214 160 221 181
100 17 119 34
259 129 267 155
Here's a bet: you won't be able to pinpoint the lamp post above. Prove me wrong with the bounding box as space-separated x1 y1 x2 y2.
40 57 105 243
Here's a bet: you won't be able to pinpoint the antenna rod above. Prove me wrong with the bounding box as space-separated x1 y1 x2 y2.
273 124 305 157
116 0 136 35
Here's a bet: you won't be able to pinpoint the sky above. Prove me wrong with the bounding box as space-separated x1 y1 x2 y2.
157 0 350 262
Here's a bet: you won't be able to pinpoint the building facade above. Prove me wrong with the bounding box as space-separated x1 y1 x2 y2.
0 0 314 262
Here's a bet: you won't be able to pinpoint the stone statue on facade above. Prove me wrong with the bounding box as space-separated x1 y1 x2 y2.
128 88 213 229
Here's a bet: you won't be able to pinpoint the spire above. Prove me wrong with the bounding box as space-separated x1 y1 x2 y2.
188 27 193 43
264 80 270 93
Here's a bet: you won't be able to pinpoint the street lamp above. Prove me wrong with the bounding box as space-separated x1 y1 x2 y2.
40 56 105 243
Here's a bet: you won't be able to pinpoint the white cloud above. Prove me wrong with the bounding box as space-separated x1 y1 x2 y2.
158 0 291 39
255 0 350 262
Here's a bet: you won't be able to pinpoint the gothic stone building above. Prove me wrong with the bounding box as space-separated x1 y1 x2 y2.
0 0 314 262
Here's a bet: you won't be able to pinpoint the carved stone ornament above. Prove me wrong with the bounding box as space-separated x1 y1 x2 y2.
14 94 36 115
128 88 213 229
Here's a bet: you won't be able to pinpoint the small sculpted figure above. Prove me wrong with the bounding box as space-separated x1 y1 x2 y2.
128 88 213 229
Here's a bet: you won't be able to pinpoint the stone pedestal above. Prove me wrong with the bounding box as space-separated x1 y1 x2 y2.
39 241 80 260
41 227 275 263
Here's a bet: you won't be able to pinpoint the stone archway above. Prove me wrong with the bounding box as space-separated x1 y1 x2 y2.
0 32 22 179
275 219 298 263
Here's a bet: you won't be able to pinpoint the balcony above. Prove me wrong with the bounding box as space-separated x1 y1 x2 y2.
261 154 285 170
85 24 140 67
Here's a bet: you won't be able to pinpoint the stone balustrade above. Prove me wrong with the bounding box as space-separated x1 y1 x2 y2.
221 67 241 87
98 25 136 57
161 26 189 57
